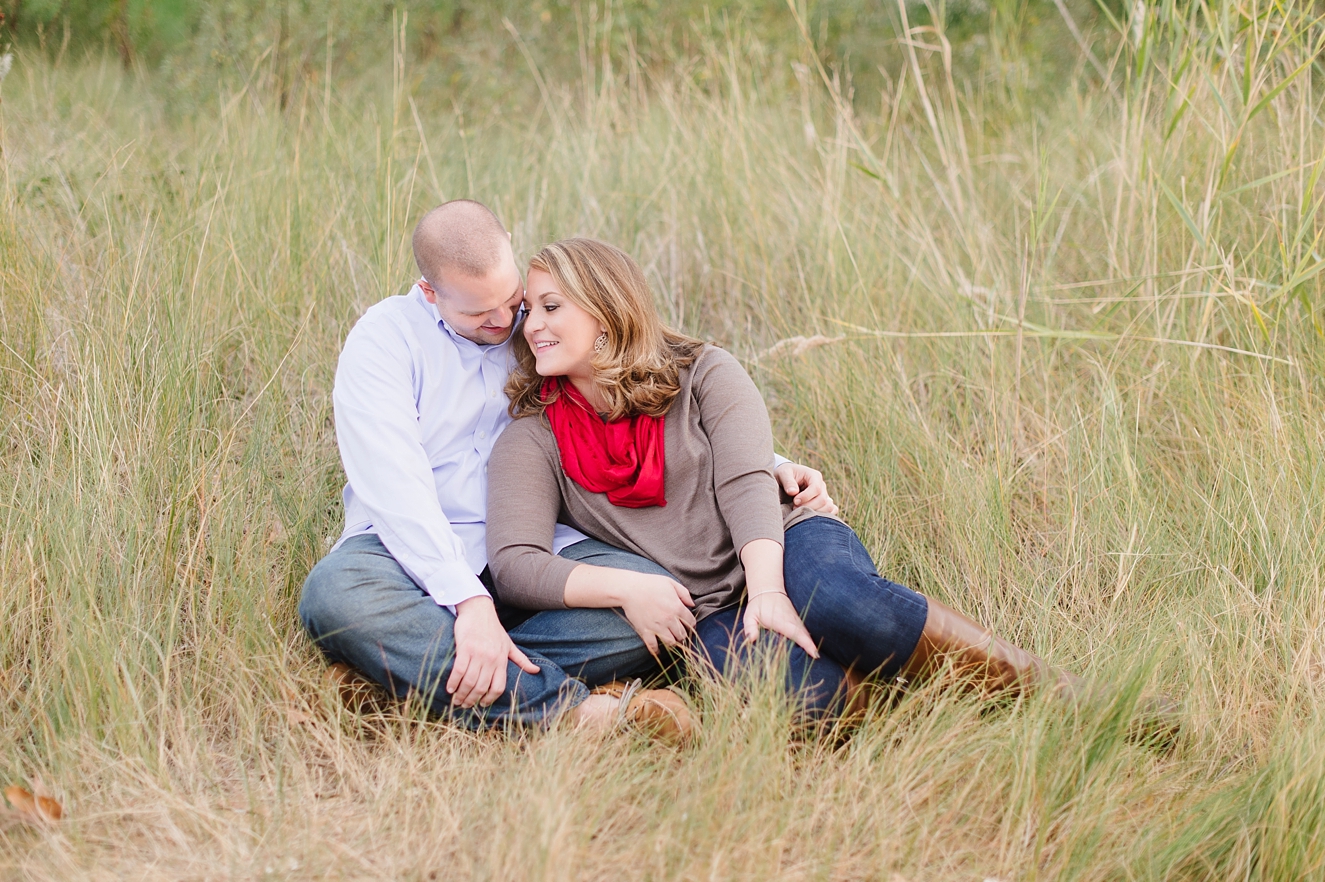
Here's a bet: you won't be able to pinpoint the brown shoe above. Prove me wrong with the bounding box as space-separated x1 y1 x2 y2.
592 679 694 747
324 662 394 714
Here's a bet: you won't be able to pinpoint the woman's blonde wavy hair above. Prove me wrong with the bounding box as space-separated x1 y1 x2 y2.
507 238 704 420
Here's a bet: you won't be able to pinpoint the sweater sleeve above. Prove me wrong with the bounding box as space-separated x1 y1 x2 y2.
486 418 581 609
692 348 787 552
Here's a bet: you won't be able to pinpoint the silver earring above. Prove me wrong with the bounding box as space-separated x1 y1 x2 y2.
593 333 608 353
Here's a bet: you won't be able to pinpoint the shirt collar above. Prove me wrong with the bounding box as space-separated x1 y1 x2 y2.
410 282 513 354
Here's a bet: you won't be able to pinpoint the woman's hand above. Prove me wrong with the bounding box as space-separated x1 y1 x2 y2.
743 590 820 658
737 538 818 657
614 571 697 656
564 564 696 655
774 462 839 515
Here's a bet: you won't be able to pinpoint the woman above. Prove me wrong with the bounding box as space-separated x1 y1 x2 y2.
486 238 1089 724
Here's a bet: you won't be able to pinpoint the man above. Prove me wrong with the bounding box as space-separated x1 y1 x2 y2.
299 200 834 731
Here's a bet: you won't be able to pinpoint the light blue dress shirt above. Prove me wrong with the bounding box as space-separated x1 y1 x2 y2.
331 284 587 608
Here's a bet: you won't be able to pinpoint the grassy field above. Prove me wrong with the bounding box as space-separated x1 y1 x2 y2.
3 1 1325 878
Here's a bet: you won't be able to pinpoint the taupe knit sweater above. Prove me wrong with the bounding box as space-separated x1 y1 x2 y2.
486 345 820 621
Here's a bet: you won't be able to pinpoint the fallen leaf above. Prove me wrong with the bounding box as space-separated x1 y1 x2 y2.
4 786 34 815
30 777 63 820
36 795 61 820
4 785 62 823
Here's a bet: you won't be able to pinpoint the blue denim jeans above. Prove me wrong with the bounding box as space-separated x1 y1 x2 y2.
695 516 930 719
298 534 665 729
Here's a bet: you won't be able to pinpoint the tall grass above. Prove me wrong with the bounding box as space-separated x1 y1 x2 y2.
2 0 1324 877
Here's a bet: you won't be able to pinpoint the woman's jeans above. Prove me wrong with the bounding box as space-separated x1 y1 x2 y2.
299 534 667 730
698 517 929 719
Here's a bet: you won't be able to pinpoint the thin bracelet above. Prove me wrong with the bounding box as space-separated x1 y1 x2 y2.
746 589 785 600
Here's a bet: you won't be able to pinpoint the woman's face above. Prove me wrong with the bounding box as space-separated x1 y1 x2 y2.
523 268 606 381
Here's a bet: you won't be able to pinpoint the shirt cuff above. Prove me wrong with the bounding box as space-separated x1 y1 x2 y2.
772 452 790 469
420 561 490 609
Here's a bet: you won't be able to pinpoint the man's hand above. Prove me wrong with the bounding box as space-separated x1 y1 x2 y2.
448 595 540 709
774 461 839 515
616 572 697 656
742 591 819 658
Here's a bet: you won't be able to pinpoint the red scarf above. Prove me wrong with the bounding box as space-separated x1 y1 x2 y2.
542 378 667 508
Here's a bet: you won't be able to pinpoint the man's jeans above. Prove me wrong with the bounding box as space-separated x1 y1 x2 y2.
695 516 930 718
299 534 669 729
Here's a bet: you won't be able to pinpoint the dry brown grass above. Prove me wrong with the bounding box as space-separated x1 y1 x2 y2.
3 1 1325 877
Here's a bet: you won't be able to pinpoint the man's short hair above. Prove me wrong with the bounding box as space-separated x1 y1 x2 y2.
412 200 509 284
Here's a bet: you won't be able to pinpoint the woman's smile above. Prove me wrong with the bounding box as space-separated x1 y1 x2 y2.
522 268 604 382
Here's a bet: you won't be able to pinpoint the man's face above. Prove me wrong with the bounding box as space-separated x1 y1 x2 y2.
420 250 524 346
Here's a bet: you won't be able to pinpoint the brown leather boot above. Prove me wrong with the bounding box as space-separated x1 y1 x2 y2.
840 668 875 720
893 598 1181 746
898 596 1086 699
